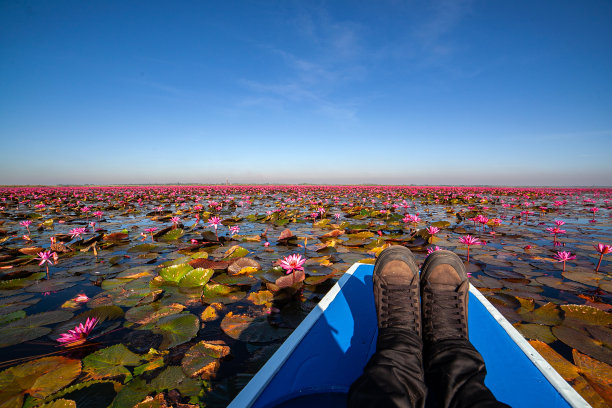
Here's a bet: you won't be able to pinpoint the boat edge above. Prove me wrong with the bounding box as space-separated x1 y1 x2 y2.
227 262 364 408
468 284 590 408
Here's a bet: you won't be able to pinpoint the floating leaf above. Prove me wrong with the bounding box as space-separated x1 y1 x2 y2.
25 276 84 293
39 399 76 408
83 344 142 383
159 264 193 283
220 312 291 342
227 258 260 275
109 377 151 408
553 325 612 365
212 273 257 286
153 313 200 350
149 366 201 398
201 303 224 322
125 302 185 325
178 268 214 288
1 310 74 348
247 290 273 306
519 302 563 326
223 245 249 260
159 228 184 242
562 270 602 287
561 304 612 326
573 349 612 405
0 356 81 407
528 340 579 381
201 283 246 304
181 340 230 379
514 323 556 343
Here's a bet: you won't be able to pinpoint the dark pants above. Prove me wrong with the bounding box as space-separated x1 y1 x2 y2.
347 328 511 408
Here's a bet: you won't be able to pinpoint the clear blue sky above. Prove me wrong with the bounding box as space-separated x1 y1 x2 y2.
1 1 611 186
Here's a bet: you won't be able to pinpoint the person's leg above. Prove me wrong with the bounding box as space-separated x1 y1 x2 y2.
348 246 426 408
420 250 510 408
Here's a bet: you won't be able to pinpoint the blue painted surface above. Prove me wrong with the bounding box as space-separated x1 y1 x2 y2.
252 264 572 408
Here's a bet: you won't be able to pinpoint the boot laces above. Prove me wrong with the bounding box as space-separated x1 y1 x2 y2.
380 282 420 331
423 284 467 341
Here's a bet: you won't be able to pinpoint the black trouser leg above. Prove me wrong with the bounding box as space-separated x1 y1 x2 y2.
348 328 426 408
424 339 511 408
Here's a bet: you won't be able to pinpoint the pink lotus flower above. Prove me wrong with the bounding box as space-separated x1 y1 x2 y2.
171 216 180 226
70 227 86 239
73 293 89 303
20 220 32 234
554 251 576 272
426 226 440 235
37 250 58 278
93 211 103 219
229 225 240 236
208 216 222 239
594 243 611 272
459 235 481 262
280 254 306 275
264 241 270 247
57 317 98 346
427 246 441 255
554 220 565 227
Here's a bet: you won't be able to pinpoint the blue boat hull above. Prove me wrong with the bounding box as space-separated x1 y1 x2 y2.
230 263 587 408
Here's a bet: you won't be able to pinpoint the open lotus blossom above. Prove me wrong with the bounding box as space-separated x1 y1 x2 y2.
144 227 157 241
426 226 440 235
427 246 441 255
280 253 306 275
208 216 222 239
37 250 58 277
57 317 98 346
554 251 576 272
73 293 89 303
229 225 240 236
20 220 32 234
459 235 482 262
171 216 180 226
70 227 87 239
594 243 611 272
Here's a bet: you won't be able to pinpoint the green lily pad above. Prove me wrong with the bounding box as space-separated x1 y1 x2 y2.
109 377 151 408
150 366 201 400
223 245 249 260
159 228 184 242
220 312 291 343
39 399 76 408
159 264 193 283
201 283 246 304
211 273 257 286
125 302 185 325
153 313 200 350
82 344 142 383
0 310 26 326
0 356 81 407
178 268 214 288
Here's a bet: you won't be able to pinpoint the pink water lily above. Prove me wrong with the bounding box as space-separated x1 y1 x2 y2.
171 216 180 226
594 243 611 272
144 227 157 242
57 317 98 346
280 253 306 275
427 246 441 255
229 225 240 236
208 216 222 239
554 251 576 272
37 250 58 277
70 227 86 239
426 226 440 235
20 220 32 234
459 235 481 262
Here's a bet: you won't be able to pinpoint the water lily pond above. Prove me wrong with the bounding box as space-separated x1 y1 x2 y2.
0 186 610 407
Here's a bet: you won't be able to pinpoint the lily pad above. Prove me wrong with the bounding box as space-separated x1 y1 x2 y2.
220 312 291 342
82 344 142 383
223 245 249 260
528 340 579 381
159 264 193 284
153 313 200 350
552 325 612 365
125 302 185 325
1 310 74 348
561 304 612 326
159 228 184 242
514 323 556 343
149 366 200 400
0 356 81 407
181 340 230 379
25 276 84 293
178 268 214 288
572 349 612 405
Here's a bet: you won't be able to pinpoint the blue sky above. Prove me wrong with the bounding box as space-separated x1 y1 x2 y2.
1 0 611 186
